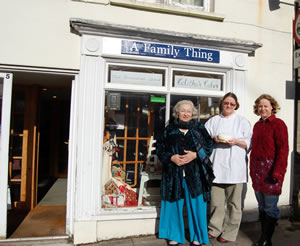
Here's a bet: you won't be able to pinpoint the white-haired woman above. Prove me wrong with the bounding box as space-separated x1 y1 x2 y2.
157 100 215 246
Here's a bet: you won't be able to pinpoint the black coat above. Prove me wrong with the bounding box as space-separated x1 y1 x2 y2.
156 120 215 202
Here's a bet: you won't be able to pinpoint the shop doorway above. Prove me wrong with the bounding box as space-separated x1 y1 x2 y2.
6 71 73 238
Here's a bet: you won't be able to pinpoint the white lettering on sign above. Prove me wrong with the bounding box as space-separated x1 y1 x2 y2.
174 75 222 91
122 40 220 63
184 48 214 61
142 43 181 58
111 71 162 86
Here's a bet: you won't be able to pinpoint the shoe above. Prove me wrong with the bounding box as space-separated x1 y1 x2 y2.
217 237 228 243
168 243 179 246
208 233 215 239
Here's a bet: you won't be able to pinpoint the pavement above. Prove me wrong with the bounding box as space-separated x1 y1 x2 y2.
80 219 300 246
1 218 299 246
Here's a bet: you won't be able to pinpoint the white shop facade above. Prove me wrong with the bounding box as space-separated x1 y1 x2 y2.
67 19 262 244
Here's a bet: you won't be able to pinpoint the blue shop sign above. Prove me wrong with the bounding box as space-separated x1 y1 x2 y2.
121 40 220 63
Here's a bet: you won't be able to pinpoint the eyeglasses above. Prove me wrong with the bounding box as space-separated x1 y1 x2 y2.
223 102 236 107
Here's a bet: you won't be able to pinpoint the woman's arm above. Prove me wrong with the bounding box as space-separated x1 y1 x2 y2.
227 118 252 150
156 126 175 166
200 124 215 157
272 119 289 181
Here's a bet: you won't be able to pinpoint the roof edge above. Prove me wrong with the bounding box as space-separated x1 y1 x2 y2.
70 18 262 55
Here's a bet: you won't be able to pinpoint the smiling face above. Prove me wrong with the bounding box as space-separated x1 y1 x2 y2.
178 103 193 123
222 96 237 117
258 98 273 120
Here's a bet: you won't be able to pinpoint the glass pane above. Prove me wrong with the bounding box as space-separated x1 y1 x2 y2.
172 0 203 6
191 0 203 6
127 115 137 137
170 95 221 123
172 70 223 92
102 91 166 208
138 140 147 162
108 65 165 87
138 107 149 137
116 139 124 161
125 164 135 185
126 140 136 161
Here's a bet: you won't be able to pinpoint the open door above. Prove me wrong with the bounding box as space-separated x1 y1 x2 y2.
5 72 72 238
0 73 13 238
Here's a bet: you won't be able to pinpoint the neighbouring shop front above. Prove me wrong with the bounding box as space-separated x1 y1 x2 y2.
68 19 262 244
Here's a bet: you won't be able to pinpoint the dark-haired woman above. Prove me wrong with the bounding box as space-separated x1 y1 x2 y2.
205 92 252 243
250 94 289 246
157 100 215 246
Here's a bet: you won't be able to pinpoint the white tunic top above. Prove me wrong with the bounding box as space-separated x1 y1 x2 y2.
205 113 252 184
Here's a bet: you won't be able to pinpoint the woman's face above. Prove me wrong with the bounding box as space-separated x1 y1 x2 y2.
258 98 273 120
178 103 193 123
222 96 237 117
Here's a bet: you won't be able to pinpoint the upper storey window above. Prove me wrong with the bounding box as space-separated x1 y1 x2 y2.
72 0 219 20
136 0 208 10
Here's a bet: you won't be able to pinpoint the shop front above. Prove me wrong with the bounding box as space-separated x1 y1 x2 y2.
69 19 261 244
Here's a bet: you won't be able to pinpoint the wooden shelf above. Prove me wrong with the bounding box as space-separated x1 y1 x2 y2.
11 179 22 182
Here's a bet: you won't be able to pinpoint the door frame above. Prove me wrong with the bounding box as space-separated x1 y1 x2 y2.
0 73 13 238
66 75 78 236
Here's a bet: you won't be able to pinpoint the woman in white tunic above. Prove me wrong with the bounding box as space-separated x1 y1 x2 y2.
204 92 252 243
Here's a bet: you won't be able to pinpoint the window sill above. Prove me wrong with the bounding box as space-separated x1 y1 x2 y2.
95 206 159 221
111 0 224 21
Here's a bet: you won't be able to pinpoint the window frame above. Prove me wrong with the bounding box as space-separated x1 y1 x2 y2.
98 59 229 217
72 0 223 21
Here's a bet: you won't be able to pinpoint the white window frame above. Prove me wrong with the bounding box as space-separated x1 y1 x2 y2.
72 0 222 21
170 68 226 97
96 60 230 219
0 73 13 238
73 0 211 11
104 62 169 94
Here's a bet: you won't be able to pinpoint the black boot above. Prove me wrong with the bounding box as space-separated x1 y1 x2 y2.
253 211 266 246
253 214 277 246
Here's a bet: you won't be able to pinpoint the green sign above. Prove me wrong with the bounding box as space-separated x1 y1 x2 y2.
150 96 166 103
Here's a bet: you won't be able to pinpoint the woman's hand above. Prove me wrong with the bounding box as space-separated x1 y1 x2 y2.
171 151 197 166
214 136 247 149
226 138 236 146
227 138 247 149
183 150 197 163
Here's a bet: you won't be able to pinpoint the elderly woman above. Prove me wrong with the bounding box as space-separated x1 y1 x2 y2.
205 92 252 243
156 100 215 246
250 94 289 246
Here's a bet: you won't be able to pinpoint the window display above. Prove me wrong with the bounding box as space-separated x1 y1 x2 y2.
101 65 224 209
102 91 166 208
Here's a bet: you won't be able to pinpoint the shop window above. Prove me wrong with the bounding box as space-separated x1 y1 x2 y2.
108 65 165 87
102 91 166 208
136 0 206 9
172 70 223 92
170 95 221 122
74 0 212 12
